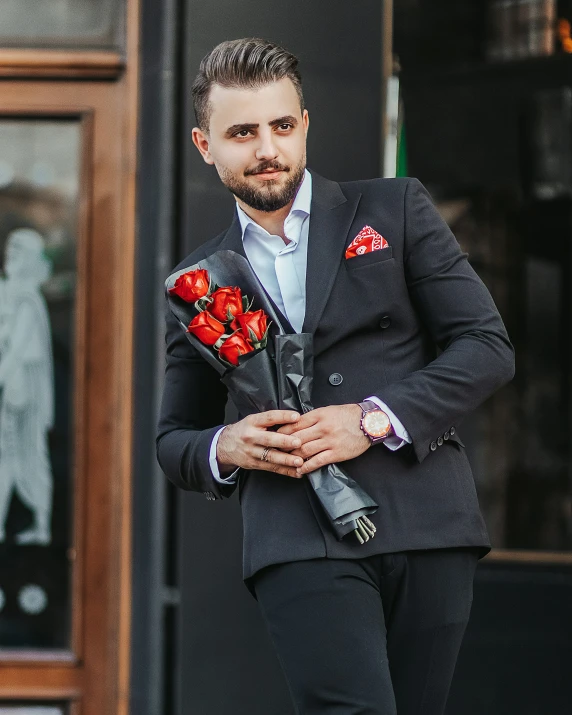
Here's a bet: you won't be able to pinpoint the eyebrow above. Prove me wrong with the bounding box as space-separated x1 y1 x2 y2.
269 115 298 128
224 115 298 137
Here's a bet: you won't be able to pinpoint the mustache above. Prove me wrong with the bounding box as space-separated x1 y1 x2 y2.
244 161 290 176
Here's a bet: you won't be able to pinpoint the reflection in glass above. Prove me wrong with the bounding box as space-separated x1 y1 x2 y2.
0 229 55 545
437 194 572 552
0 119 80 648
0 0 123 50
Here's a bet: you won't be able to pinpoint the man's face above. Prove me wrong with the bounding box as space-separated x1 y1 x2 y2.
192 77 309 212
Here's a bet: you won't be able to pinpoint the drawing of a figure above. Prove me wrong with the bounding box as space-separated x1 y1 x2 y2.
0 228 54 545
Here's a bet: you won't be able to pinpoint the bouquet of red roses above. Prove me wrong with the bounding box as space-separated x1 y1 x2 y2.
170 267 270 367
166 250 378 544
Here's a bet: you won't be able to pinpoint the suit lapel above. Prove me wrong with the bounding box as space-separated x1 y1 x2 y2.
218 212 295 333
302 171 362 334
218 213 246 257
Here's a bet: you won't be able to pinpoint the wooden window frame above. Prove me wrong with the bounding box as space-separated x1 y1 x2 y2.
0 4 138 708
0 106 92 668
0 51 124 80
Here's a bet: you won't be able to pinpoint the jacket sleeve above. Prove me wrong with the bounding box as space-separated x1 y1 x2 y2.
156 302 237 499
373 178 515 463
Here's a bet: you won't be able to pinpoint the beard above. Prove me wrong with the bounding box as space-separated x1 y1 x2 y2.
219 157 306 212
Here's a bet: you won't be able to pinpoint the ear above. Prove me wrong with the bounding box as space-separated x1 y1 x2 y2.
191 127 215 165
302 109 309 137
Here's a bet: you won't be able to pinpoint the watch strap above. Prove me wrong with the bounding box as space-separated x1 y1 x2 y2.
358 400 379 414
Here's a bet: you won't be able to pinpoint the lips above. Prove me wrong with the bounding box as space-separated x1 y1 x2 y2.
247 163 288 177
253 170 284 180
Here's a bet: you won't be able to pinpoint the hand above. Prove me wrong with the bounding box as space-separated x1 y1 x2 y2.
277 404 371 475
217 410 305 478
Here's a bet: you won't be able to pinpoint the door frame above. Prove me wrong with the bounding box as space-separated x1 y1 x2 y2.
0 1 139 711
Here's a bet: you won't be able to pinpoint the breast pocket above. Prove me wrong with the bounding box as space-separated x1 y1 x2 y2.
344 246 394 271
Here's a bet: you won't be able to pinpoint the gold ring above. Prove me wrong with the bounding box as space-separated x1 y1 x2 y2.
261 447 271 462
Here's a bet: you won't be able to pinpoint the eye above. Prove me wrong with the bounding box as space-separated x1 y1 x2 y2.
277 123 293 131
233 129 252 138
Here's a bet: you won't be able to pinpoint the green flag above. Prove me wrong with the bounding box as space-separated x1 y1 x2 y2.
396 99 407 177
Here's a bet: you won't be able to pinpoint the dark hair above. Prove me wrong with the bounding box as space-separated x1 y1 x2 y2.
192 38 304 132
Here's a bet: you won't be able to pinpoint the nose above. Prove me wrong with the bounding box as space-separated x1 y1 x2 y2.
254 130 279 162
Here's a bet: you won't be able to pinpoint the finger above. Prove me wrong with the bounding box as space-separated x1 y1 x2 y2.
286 425 323 448
262 448 304 470
264 464 303 478
296 449 335 475
276 412 319 435
293 438 327 460
250 451 303 477
258 431 303 452
253 410 300 428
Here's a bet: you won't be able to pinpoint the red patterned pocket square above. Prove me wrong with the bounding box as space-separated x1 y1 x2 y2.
345 226 389 259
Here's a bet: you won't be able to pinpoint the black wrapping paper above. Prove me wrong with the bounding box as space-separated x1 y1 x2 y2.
165 250 378 542
275 333 378 540
220 348 279 416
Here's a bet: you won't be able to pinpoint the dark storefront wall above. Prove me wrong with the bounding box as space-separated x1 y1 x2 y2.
133 1 388 714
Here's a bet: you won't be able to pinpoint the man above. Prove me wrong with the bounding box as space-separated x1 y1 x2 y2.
157 38 515 715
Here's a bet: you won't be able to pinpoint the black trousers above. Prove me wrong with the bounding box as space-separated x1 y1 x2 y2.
252 549 479 715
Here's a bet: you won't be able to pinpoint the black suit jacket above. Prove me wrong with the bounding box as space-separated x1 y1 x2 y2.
157 171 515 592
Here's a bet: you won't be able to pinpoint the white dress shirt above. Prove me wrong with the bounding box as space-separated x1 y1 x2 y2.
209 169 410 483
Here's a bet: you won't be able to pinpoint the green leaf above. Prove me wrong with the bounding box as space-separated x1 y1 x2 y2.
247 326 258 343
242 295 249 311
214 334 229 350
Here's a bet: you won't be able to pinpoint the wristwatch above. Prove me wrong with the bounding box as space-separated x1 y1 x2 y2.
358 401 393 444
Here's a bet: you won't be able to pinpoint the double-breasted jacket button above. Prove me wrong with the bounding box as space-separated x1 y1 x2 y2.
329 373 343 386
379 316 391 329
430 441 437 452
450 426 456 436
437 436 444 446
443 431 450 440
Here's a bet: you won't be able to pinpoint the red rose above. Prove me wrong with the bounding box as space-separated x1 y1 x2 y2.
209 286 243 323
218 331 253 366
186 311 225 346
169 268 210 302
231 309 268 342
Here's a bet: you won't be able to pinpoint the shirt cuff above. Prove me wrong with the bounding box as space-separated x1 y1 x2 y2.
364 396 411 451
209 426 240 484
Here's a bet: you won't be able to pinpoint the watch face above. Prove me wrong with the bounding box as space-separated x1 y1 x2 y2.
363 410 391 438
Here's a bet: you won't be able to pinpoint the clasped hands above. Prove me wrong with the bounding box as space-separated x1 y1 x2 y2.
216 404 371 479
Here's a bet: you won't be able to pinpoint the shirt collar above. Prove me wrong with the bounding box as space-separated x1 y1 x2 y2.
236 168 312 240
